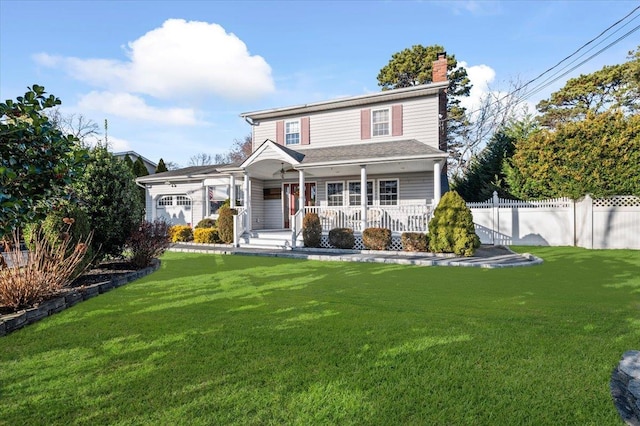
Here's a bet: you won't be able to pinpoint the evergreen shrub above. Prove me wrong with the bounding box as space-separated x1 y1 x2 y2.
362 227 391 250
328 228 355 249
401 232 429 252
302 213 322 248
217 206 234 244
428 191 480 256
194 228 219 244
195 218 216 229
169 225 193 243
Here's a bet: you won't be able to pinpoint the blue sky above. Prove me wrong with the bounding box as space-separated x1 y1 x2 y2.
1 0 638 168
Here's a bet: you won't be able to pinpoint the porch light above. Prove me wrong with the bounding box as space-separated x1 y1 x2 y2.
280 163 286 180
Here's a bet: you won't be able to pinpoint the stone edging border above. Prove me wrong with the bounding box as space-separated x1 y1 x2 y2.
0 259 161 337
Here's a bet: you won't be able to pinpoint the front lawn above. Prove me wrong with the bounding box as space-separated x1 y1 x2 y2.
1 247 638 424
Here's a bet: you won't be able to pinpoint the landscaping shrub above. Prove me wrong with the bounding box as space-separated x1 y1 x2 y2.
401 232 429 252
73 145 143 259
302 213 322 248
195 218 216 229
194 228 220 244
23 201 94 271
362 227 391 250
328 227 355 249
0 229 92 310
125 219 171 268
428 191 480 256
169 225 193 243
217 206 234 244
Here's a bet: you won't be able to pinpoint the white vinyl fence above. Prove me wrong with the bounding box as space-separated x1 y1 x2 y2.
467 193 640 249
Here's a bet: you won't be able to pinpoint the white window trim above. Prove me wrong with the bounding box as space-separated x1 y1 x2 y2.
285 119 301 145
347 180 374 206
371 107 391 137
326 181 345 207
176 195 192 206
377 178 399 206
208 185 230 216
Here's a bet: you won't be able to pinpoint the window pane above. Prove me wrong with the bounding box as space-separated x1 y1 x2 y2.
348 181 373 206
327 182 344 206
285 121 300 145
176 195 191 206
372 109 389 136
158 196 173 207
379 180 398 205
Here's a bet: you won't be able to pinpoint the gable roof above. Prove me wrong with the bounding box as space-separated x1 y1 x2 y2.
241 82 448 121
136 164 235 183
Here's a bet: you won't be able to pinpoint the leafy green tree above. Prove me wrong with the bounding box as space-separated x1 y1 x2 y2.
74 144 143 258
537 46 639 128
122 154 134 171
0 85 88 238
155 158 168 173
133 157 149 177
504 111 640 199
453 116 537 201
377 44 471 171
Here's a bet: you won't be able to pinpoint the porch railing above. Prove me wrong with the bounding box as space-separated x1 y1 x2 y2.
290 209 305 248
303 204 433 233
233 207 248 247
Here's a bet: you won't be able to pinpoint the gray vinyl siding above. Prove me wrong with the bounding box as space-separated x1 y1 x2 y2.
251 96 439 150
250 178 264 228
262 180 282 229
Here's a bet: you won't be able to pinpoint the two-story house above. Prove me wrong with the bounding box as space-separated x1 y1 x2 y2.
138 53 449 249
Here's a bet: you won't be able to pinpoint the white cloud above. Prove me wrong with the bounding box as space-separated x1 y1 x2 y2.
83 134 131 152
34 19 275 102
77 91 198 125
458 61 496 112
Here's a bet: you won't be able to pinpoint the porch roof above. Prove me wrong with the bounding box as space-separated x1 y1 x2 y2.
136 164 235 183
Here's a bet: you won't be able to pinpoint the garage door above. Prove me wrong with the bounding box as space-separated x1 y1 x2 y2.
156 195 192 226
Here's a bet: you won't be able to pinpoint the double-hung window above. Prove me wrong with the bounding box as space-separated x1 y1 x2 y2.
327 182 344 206
348 181 374 206
285 120 300 145
372 108 390 136
209 185 228 215
378 179 398 205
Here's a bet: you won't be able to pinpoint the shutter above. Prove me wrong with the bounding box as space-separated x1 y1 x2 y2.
275 120 284 145
392 104 403 136
301 117 310 145
361 109 371 140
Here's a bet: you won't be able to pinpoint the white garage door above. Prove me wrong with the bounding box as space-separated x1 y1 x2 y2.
157 195 192 226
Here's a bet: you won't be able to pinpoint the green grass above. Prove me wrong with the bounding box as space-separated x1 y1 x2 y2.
1 247 639 425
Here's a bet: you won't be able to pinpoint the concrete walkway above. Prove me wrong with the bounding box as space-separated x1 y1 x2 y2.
169 243 542 268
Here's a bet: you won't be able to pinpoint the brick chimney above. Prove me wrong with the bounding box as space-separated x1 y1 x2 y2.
432 52 447 83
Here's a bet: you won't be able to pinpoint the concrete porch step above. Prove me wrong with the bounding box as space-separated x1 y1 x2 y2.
240 229 302 250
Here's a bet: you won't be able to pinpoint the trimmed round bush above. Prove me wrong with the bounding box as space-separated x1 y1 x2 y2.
428 191 480 256
401 232 429 252
362 227 391 250
302 213 322 248
217 206 234 244
195 218 216 229
169 225 193 243
194 228 219 244
328 227 355 249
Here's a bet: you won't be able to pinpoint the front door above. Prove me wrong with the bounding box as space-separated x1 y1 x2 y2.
283 182 316 228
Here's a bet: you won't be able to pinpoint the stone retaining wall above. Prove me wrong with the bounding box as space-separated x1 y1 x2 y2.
611 350 640 425
0 259 160 337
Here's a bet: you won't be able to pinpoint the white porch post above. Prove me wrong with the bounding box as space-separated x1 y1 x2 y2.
360 165 367 231
298 169 305 214
229 175 236 208
243 171 250 233
433 160 442 206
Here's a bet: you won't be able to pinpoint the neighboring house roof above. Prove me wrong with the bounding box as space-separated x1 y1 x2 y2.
136 164 234 183
113 151 157 168
240 82 448 121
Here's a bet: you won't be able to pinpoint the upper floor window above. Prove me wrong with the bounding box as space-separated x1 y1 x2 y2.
372 108 390 137
348 181 373 206
285 120 300 145
379 179 398 205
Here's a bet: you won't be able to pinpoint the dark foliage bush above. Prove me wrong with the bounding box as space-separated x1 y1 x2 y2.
401 232 429 252
125 219 171 268
362 227 391 250
169 225 193 243
217 206 234 244
302 213 322 248
428 191 480 256
328 227 355 249
194 228 220 244
195 218 216 229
